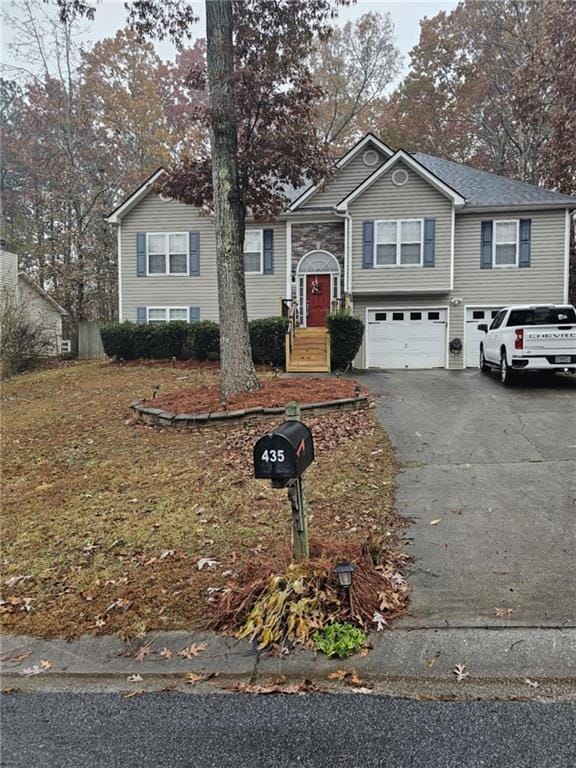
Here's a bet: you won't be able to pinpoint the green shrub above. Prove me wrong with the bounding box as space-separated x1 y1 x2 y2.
188 320 220 361
249 317 289 367
327 312 364 371
100 321 189 360
100 322 139 360
313 622 366 659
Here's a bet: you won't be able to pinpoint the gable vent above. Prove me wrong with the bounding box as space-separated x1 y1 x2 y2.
392 168 409 187
363 149 379 167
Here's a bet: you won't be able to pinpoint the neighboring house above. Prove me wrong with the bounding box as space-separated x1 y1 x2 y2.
105 133 576 370
0 247 68 356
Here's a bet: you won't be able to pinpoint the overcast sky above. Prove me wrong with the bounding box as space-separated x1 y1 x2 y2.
2 0 458 86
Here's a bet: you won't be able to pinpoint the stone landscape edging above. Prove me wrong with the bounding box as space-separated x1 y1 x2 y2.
130 395 370 427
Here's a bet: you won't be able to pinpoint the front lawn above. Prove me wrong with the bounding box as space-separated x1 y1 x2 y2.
1 361 397 638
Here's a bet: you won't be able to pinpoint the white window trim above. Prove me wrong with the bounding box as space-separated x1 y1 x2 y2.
146 306 190 323
244 229 264 275
492 219 519 268
373 218 424 268
146 232 189 276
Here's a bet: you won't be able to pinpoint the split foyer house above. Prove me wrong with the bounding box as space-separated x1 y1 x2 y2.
105 134 575 371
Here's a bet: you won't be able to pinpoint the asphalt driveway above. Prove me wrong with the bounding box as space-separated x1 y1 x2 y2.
362 369 576 628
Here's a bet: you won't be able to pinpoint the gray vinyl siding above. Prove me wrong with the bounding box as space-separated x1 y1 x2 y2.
301 148 388 209
450 208 568 359
351 295 450 369
349 162 453 293
120 191 286 322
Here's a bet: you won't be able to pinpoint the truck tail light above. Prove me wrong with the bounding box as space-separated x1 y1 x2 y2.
515 328 524 350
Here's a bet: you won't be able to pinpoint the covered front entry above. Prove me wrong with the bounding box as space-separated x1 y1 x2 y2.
366 308 447 369
296 250 340 327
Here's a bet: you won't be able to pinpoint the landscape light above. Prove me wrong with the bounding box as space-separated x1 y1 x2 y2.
334 562 355 588
151 385 160 399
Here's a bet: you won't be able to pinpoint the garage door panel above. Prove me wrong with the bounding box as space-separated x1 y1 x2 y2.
367 309 447 369
465 306 502 367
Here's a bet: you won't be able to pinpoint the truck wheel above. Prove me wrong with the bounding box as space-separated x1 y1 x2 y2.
480 347 489 373
500 351 514 386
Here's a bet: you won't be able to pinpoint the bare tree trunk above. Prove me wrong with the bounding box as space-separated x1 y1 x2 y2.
206 0 259 397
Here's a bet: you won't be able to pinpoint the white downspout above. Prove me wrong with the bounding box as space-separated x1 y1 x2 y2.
117 222 122 321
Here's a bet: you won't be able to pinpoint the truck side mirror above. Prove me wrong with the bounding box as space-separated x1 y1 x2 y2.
477 324 488 333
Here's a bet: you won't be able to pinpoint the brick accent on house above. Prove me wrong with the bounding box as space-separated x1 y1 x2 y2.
291 222 345 277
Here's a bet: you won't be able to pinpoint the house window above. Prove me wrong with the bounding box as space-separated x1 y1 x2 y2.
244 230 263 273
147 307 189 323
147 233 188 275
493 220 518 267
374 219 423 267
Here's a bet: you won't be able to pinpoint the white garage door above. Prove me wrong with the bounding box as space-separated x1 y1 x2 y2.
465 307 503 367
367 309 447 369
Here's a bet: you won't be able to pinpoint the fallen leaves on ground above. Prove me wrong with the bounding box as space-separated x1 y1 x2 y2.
227 679 317 695
178 643 208 659
127 674 143 683
524 678 539 689
430 518 442 526
1 362 399 639
0 651 32 664
185 672 207 686
134 645 152 661
20 665 44 677
453 663 469 682
494 607 513 617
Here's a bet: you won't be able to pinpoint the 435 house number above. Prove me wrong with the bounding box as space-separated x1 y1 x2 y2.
260 449 285 462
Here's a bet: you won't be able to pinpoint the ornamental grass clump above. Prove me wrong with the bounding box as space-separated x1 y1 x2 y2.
214 536 410 651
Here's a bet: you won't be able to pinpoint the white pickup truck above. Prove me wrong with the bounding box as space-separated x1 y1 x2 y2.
478 304 576 384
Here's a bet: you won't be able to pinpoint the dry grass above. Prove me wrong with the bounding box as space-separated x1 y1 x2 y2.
1 361 397 638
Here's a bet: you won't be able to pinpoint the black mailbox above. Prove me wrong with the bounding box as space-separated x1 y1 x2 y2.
253 421 314 480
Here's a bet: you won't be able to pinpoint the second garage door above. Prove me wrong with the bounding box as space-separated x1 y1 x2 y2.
366 308 447 369
464 307 503 367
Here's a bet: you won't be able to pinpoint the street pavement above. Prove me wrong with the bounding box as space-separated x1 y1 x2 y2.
362 369 576 628
3 692 576 768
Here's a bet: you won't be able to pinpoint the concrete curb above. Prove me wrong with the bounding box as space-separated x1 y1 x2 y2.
2 627 575 699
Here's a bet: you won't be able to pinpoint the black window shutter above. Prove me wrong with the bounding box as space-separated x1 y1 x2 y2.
519 219 531 268
136 233 147 276
263 229 274 274
189 232 200 275
363 221 374 268
423 218 436 267
480 221 493 269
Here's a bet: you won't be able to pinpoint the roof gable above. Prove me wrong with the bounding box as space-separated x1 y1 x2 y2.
289 133 394 211
336 150 467 211
18 273 68 315
105 168 166 223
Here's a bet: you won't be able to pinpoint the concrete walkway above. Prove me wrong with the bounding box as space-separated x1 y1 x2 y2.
362 368 576 629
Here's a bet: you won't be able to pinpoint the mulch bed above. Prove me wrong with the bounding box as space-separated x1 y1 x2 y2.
152 377 362 413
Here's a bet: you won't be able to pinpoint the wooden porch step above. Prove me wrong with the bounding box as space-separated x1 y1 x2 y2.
286 326 330 373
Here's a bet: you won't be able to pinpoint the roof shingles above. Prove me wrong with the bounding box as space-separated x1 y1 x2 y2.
412 152 576 208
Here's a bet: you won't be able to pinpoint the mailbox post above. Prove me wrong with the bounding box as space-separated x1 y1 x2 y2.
253 403 314 560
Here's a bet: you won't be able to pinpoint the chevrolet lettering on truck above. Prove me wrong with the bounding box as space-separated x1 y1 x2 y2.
478 304 576 385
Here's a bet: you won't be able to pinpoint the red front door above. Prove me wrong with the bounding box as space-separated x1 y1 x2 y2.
306 274 331 327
